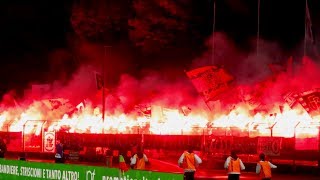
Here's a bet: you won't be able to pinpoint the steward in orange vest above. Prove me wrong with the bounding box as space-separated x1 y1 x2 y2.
130 149 149 170
178 145 202 180
224 150 245 180
256 153 277 180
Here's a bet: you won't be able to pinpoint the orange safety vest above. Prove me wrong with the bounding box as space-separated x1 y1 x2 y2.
181 152 196 171
228 158 241 173
259 161 272 178
134 154 146 170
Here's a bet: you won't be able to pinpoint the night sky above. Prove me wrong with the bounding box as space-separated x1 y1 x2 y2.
0 0 319 96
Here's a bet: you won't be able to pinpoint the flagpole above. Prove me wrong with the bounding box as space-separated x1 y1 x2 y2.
257 0 260 57
102 46 110 133
212 0 216 65
102 47 106 133
304 0 308 56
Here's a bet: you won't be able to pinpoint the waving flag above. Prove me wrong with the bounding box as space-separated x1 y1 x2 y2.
283 92 300 108
42 98 72 111
298 89 320 116
186 66 234 102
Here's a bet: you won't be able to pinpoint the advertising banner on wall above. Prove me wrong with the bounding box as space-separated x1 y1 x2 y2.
0 159 183 180
257 137 282 156
24 134 42 152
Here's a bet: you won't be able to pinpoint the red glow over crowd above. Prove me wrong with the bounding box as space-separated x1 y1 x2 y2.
0 56 319 141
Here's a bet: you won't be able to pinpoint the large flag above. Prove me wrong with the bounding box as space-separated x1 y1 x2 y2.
42 98 74 112
298 88 320 116
283 91 300 108
238 86 260 110
186 66 234 102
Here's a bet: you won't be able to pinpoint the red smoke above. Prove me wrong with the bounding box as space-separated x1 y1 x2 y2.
1 32 320 118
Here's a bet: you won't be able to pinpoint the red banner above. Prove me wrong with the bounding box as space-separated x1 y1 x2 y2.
186 66 234 102
298 89 320 116
283 91 300 108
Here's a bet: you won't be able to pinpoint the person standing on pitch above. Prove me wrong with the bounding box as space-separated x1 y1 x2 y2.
105 149 113 167
55 139 64 163
178 145 202 180
256 153 277 180
224 150 245 180
130 147 149 170
0 138 7 158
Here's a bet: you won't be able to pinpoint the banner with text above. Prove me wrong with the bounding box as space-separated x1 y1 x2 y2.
0 159 183 180
298 89 320 116
186 66 234 102
257 137 282 156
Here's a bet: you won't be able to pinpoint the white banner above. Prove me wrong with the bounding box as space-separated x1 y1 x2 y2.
43 132 55 153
